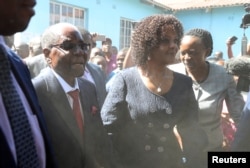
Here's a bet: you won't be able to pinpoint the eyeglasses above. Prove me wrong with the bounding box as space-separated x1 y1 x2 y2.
50 40 90 52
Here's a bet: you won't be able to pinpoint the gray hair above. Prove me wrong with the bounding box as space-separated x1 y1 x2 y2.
41 22 78 49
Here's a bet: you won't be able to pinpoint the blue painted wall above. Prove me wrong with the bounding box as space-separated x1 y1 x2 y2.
22 0 162 49
20 0 249 59
174 6 250 59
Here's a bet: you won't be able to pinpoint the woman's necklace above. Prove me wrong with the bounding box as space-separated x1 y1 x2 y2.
151 76 165 93
146 68 171 93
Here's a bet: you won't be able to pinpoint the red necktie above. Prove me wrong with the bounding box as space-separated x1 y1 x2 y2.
68 89 84 133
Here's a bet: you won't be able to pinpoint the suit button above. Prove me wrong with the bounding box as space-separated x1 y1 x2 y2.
166 107 172 114
148 122 154 128
182 157 187 163
145 145 151 151
163 123 170 129
157 146 164 152
160 136 167 142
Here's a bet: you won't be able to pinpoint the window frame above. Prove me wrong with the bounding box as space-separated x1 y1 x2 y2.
119 18 135 49
50 1 85 29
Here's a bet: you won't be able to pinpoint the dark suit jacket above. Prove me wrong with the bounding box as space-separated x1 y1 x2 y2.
24 54 48 78
32 67 116 168
0 49 57 168
85 62 107 108
231 91 250 151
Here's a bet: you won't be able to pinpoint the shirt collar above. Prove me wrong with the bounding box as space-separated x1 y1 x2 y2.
51 69 79 93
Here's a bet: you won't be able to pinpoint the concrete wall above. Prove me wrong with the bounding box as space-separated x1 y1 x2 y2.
171 6 249 59
18 0 162 49
18 0 249 58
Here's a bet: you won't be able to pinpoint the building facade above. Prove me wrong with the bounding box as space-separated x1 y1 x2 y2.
18 0 249 58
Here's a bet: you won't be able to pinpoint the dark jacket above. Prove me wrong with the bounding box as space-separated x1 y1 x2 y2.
32 67 117 168
101 67 207 168
231 91 250 151
0 49 57 168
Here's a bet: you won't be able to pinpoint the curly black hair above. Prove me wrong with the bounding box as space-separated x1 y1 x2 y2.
131 14 183 66
185 28 213 56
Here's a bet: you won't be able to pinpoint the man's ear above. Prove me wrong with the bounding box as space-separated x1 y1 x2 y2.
43 48 52 65
43 48 50 58
206 48 212 57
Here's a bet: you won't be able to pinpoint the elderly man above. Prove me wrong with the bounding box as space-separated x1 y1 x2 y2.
0 0 57 167
32 22 117 168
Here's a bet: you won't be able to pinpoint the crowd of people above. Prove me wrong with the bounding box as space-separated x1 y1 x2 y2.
1 1 250 168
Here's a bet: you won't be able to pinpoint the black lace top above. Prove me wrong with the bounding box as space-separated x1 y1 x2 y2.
101 67 207 168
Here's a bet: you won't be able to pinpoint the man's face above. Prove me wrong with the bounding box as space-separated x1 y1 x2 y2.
49 26 89 80
0 0 36 35
116 52 125 70
102 41 112 54
15 43 29 59
82 33 92 61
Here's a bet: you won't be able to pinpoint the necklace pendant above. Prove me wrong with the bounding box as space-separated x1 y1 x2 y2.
157 87 161 93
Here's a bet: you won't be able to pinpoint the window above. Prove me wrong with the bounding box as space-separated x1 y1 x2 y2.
50 1 85 29
120 18 135 49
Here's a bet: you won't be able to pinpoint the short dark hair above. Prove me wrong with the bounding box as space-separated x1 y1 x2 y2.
102 38 112 45
185 28 213 56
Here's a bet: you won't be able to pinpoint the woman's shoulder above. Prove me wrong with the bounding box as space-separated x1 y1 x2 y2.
118 66 138 78
208 62 232 80
173 71 192 83
209 62 227 73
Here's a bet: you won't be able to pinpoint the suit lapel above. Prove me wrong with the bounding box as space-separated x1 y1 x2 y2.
86 63 100 86
43 68 84 147
8 51 38 114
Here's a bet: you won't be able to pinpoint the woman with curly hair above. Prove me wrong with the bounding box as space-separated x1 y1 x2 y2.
101 14 207 168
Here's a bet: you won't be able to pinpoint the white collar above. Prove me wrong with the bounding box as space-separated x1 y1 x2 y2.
51 69 80 93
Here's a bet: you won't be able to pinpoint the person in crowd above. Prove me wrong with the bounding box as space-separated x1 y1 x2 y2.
231 86 250 151
206 51 224 65
3 35 15 48
90 55 108 76
111 46 118 56
169 28 244 153
23 35 48 78
226 36 250 58
32 22 117 168
122 46 134 69
14 41 29 59
226 54 250 151
106 47 128 82
224 55 250 97
80 28 107 108
101 14 207 168
90 47 104 59
214 51 223 60
0 0 57 167
24 52 47 78
102 38 117 75
106 47 128 92
28 36 43 57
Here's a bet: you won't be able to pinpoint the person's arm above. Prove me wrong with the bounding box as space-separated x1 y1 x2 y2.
226 38 234 59
122 47 134 69
177 82 207 168
225 73 245 125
